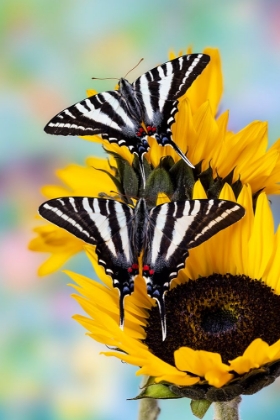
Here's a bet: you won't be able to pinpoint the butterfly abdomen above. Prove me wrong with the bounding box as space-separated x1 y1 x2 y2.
132 198 150 254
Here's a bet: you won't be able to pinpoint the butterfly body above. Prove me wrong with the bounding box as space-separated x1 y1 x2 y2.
39 196 245 340
44 54 210 183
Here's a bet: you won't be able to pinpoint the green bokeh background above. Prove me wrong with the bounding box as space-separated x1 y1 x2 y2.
1 1 280 419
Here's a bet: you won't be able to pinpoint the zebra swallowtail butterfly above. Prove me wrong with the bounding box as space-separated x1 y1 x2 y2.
44 54 210 184
39 196 244 340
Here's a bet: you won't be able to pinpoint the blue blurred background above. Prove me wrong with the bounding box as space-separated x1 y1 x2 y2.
1 0 280 419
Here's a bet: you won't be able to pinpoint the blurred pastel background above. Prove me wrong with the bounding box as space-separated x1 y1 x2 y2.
1 0 280 419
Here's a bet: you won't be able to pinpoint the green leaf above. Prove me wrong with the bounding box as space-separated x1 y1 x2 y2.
190 399 212 419
130 379 180 400
169 159 195 200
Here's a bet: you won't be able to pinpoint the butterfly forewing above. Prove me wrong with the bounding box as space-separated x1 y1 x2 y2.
134 54 210 104
45 90 138 140
132 54 210 167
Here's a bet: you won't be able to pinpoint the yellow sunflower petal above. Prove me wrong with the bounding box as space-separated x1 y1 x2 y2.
155 374 199 387
246 192 274 279
229 339 273 375
55 158 115 195
29 225 83 275
41 185 71 199
175 347 233 388
183 48 223 116
37 253 75 276
230 185 252 274
68 268 202 387
208 183 238 274
192 179 208 199
264 225 280 293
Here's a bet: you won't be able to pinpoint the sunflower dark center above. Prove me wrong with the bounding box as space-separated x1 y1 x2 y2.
201 307 237 333
143 274 280 365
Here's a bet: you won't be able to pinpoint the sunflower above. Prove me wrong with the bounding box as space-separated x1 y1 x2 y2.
68 183 280 399
30 47 280 417
29 48 280 274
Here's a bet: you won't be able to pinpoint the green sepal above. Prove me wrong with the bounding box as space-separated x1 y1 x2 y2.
169 160 195 200
130 377 180 400
195 160 203 174
159 156 175 171
101 149 141 201
190 399 212 419
252 188 265 212
222 168 235 186
145 167 174 207
207 168 235 199
94 167 124 198
120 159 139 199
198 165 214 196
207 175 225 198
231 177 243 199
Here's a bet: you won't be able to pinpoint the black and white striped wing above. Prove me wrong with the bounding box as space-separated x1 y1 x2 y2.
132 54 210 165
44 91 144 153
38 197 138 328
143 199 245 340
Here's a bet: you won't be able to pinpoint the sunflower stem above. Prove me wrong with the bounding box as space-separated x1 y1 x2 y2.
137 376 161 420
213 396 241 420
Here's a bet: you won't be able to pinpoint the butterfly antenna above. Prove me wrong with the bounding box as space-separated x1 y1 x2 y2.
124 58 144 79
91 76 120 81
155 294 167 341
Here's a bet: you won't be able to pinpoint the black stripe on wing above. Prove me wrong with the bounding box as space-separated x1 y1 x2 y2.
134 54 210 102
44 91 143 150
38 196 138 328
133 54 210 121
44 90 150 183
142 199 245 340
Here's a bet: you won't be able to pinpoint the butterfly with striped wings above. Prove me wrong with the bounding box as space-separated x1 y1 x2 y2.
44 54 210 184
39 196 245 340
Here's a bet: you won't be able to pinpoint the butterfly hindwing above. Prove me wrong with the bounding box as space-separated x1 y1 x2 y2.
142 199 245 339
38 197 139 327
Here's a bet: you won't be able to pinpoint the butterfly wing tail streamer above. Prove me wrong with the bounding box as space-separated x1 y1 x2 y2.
154 293 167 341
118 289 127 330
144 271 167 340
165 138 195 168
